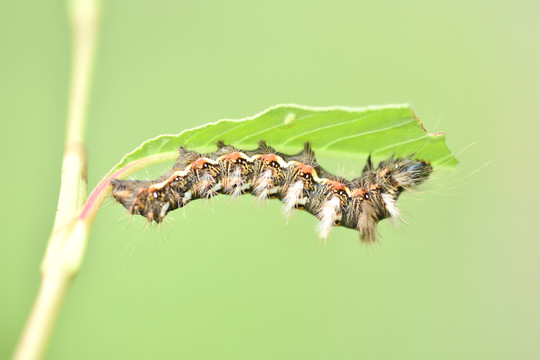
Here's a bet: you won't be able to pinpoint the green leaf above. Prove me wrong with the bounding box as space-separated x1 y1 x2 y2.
108 104 456 176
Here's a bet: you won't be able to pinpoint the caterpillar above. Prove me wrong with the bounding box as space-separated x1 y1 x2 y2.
110 141 432 242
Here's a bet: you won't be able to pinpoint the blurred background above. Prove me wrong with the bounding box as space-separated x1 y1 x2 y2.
1 0 539 359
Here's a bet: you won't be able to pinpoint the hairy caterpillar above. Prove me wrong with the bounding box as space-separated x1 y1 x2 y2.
111 141 432 242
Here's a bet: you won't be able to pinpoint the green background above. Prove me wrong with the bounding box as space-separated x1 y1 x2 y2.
1 0 539 359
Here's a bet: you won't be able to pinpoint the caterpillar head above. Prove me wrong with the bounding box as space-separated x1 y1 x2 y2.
111 179 175 223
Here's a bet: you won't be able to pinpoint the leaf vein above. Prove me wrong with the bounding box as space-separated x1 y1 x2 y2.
319 118 416 150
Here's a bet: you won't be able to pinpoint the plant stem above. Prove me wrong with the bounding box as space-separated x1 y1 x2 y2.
13 1 99 359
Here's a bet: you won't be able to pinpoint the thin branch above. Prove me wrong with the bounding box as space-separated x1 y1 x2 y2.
13 1 99 359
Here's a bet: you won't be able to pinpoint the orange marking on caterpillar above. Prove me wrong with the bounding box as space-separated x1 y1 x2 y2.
369 183 381 192
222 152 242 161
352 188 369 199
297 163 314 173
260 154 278 162
191 158 209 169
326 180 347 191
378 168 390 178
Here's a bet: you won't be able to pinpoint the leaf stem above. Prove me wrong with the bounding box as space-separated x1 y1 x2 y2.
13 1 99 359
80 152 178 222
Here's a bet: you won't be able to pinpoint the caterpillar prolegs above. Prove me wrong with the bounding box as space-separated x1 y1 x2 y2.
111 141 432 242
